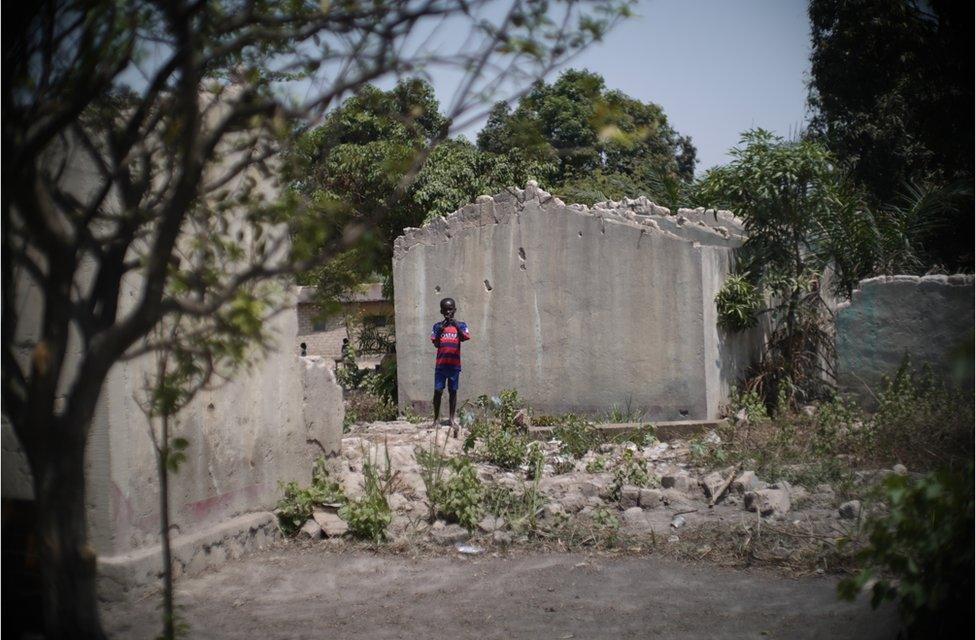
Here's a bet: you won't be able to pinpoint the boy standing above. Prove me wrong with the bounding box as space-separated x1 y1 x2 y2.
431 297 470 436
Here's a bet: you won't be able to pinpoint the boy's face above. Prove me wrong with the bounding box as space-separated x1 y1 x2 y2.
441 301 456 320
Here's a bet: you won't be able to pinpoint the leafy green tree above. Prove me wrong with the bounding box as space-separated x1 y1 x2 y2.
291 81 542 308
697 130 873 405
807 0 973 271
477 69 696 203
2 0 628 636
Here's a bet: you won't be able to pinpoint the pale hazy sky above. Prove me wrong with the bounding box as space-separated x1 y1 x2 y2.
443 0 814 175
562 0 813 173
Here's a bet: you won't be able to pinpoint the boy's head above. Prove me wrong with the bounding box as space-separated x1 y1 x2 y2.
439 297 456 320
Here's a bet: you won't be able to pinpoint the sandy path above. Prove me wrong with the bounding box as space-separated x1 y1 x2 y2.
102 546 898 640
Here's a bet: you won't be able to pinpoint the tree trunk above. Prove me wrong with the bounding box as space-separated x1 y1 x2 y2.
158 414 175 640
34 442 107 640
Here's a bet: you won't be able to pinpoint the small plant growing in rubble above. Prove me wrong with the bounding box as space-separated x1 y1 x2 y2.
463 389 531 469
729 386 769 423
276 457 347 535
553 414 601 459
339 456 392 542
430 457 484 531
585 456 608 473
527 442 546 480
618 424 658 447
610 449 650 499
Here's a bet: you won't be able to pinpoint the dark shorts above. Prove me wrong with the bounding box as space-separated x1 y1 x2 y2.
434 369 460 392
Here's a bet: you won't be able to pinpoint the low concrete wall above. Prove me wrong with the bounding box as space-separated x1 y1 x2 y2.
836 274 975 404
2 299 344 596
393 183 762 420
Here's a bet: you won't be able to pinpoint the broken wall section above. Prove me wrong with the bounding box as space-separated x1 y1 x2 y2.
393 182 761 420
836 274 975 406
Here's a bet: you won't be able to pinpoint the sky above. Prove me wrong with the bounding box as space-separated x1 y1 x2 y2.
559 0 814 172
441 0 814 175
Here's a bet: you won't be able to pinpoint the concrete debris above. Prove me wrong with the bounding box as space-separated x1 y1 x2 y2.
744 489 791 518
312 509 349 537
638 488 663 508
661 473 694 493
619 485 641 509
732 471 761 495
431 524 470 545
299 519 323 539
477 516 505 533
892 464 908 476
838 500 862 520
622 507 645 525
492 530 513 545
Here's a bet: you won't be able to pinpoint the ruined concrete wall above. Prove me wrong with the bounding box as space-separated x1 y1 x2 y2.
836 274 975 404
393 182 761 419
1 136 346 592
90 300 344 558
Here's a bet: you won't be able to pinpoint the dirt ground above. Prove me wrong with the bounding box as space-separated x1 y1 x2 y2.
102 545 899 640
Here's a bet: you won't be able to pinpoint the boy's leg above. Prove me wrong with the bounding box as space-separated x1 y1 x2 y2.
448 389 457 426
432 389 443 425
447 371 460 437
433 369 447 425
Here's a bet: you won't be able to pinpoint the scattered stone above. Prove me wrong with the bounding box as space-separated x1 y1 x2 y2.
638 488 662 508
892 464 908 476
619 485 641 509
492 530 513 545
431 524 469 545
478 515 505 533
670 514 686 529
700 471 726 502
298 519 323 539
703 430 722 446
579 480 601 498
387 493 410 512
559 492 588 513
743 489 791 517
312 509 349 537
839 500 862 520
661 473 694 493
622 507 645 525
432 519 446 531
732 471 761 494
342 472 365 500
660 489 696 510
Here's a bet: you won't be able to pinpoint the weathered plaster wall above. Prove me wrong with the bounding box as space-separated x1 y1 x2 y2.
836 274 975 404
393 183 761 419
2 137 345 593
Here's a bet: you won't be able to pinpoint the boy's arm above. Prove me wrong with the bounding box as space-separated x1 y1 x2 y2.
430 322 443 347
458 321 471 341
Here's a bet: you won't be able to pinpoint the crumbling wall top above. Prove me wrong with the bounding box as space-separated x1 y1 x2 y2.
393 181 746 260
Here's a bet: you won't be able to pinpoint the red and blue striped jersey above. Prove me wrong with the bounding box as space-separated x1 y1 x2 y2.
431 320 470 371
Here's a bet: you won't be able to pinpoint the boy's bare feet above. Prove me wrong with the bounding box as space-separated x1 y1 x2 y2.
449 422 459 438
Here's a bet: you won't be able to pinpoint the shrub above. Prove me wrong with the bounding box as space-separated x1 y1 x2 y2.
715 274 762 331
339 457 392 542
276 458 347 535
838 465 974 638
609 449 650 499
552 414 600 459
617 423 657 447
430 457 483 531
728 386 769 422
462 389 530 469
